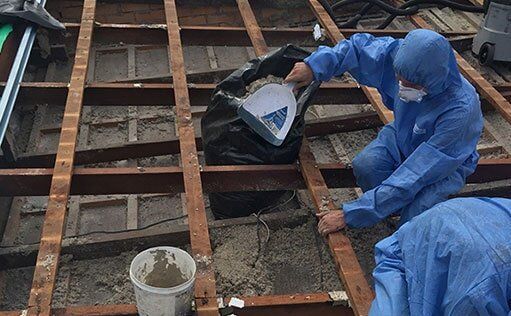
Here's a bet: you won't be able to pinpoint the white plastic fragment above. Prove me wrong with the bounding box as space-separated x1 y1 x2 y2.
328 291 350 307
313 24 325 41
134 83 143 88
228 297 245 308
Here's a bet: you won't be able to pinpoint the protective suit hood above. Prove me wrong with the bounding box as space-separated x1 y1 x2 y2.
393 29 461 96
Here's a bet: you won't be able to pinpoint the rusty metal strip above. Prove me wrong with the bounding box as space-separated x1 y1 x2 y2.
163 0 217 314
307 0 393 125
26 0 96 314
406 14 511 125
236 1 374 314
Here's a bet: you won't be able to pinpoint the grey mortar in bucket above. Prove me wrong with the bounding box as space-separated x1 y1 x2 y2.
141 249 189 288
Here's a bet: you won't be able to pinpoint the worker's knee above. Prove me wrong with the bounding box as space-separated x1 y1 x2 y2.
353 151 382 179
352 151 393 191
353 152 368 175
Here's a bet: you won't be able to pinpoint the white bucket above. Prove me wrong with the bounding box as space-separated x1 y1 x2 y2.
130 247 196 316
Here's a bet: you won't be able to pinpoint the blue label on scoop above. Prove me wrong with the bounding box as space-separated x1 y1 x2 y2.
260 106 288 135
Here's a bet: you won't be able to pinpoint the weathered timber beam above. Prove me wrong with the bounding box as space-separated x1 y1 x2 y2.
79 23 476 46
2 82 510 107
0 159 510 196
0 209 311 269
0 293 354 316
26 0 96 313
0 82 367 106
456 180 511 198
0 164 355 199
163 1 217 312
13 111 382 167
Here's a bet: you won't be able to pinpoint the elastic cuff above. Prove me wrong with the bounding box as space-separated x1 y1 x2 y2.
303 58 321 82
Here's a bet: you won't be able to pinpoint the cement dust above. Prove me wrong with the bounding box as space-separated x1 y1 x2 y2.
211 216 343 297
143 249 188 288
245 75 284 96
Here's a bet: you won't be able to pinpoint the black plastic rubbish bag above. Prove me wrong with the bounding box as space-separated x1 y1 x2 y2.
0 0 65 30
201 45 320 219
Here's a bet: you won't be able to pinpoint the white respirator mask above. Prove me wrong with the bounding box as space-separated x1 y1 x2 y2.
398 81 427 103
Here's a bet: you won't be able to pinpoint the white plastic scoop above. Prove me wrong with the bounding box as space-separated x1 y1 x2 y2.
238 82 297 146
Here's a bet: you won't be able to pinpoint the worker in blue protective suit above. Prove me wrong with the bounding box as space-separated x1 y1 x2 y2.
284 29 483 234
370 197 511 315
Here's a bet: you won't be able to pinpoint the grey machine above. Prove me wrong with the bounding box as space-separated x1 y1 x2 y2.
472 0 511 64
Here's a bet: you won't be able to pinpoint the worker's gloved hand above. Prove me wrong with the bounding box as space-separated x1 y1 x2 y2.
317 210 346 236
284 62 314 91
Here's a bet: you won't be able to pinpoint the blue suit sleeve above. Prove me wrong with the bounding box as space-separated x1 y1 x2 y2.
343 107 476 227
304 33 400 108
369 234 409 316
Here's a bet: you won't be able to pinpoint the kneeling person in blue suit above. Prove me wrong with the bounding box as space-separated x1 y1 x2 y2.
285 29 483 233
370 197 511 315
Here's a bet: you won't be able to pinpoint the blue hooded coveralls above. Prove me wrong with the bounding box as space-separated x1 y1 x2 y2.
370 197 511 315
304 29 483 227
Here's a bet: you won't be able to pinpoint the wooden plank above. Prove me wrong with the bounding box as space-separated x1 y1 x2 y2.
467 0 484 6
74 22 477 46
2 293 354 316
0 160 510 197
86 47 96 83
0 197 23 246
408 15 511 126
77 107 91 149
26 0 96 314
236 1 374 314
65 197 80 236
126 195 138 230
5 81 509 108
206 46 218 70
477 143 504 156
14 110 382 168
299 140 374 316
0 209 312 269
306 0 393 125
304 1 387 314
127 45 136 80
163 1 218 314
236 0 268 56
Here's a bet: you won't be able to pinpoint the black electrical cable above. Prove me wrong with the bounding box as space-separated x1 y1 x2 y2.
399 0 484 12
337 3 374 28
0 214 189 248
318 0 338 22
252 190 296 264
330 0 483 29
332 0 418 14
2 193 296 254
377 0 484 28
333 0 483 13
